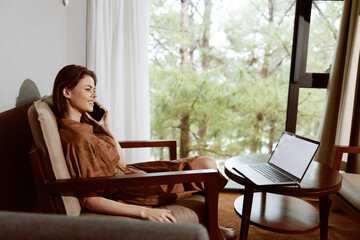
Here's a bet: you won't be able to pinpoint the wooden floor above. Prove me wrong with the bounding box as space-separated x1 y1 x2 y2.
218 192 360 240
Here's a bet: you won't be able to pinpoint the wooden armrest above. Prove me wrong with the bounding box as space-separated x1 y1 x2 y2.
46 169 217 193
47 169 220 240
334 146 360 171
118 140 177 160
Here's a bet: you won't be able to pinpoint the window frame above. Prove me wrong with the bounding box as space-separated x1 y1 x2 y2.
286 0 342 133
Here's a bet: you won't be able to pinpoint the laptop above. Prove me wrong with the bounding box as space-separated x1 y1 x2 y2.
233 131 320 186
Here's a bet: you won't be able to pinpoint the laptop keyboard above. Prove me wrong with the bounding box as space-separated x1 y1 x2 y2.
249 164 294 183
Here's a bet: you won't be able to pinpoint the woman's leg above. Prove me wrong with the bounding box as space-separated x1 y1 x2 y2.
186 156 228 190
187 157 236 239
187 156 218 170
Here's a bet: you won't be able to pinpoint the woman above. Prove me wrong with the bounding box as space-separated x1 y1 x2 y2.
52 64 234 238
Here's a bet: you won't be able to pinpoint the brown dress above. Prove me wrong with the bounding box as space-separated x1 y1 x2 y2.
59 119 226 207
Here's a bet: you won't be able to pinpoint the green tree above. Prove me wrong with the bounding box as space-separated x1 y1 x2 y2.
150 0 232 158
149 0 343 159
220 0 295 153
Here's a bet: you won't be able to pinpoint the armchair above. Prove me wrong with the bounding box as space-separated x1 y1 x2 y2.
0 211 209 240
331 146 360 221
27 98 222 240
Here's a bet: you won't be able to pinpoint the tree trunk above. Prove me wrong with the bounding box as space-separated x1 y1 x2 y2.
180 0 191 65
261 0 274 77
197 119 208 155
201 0 212 69
180 113 190 158
250 112 263 153
196 0 212 155
179 0 193 157
268 122 275 154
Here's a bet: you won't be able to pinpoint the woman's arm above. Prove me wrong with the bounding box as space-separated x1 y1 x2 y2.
85 104 126 168
84 196 176 223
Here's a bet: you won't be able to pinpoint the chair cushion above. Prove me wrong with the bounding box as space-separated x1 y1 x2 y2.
81 194 206 224
28 99 81 216
339 173 360 210
158 194 205 224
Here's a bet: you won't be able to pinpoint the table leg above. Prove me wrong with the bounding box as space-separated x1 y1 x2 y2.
239 186 254 240
319 195 330 240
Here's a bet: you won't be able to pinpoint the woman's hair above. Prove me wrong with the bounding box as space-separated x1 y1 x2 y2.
52 64 97 118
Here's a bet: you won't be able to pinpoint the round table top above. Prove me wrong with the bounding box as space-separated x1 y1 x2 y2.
224 154 342 196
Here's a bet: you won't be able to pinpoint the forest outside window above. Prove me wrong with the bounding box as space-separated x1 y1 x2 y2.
149 0 343 161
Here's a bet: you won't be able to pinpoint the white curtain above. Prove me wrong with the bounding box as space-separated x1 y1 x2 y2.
317 0 360 169
87 0 151 163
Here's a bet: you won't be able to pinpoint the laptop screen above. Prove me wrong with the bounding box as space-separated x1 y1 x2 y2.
268 132 320 179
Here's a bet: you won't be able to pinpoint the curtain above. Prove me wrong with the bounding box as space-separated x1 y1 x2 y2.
87 0 151 163
317 0 360 174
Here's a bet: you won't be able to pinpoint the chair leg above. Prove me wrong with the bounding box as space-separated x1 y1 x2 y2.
204 173 221 240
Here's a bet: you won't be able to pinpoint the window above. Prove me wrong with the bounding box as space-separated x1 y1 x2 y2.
286 0 343 137
149 0 342 159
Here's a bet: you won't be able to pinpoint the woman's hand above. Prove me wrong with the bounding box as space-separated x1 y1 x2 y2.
85 102 113 135
85 102 126 168
141 208 177 223
85 196 176 223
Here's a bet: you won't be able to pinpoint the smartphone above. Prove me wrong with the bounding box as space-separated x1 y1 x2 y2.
89 102 105 121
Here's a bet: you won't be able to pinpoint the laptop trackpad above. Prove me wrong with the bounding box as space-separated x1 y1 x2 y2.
233 165 274 185
233 164 298 186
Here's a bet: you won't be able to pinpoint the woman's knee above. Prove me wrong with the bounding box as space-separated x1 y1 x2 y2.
192 156 217 170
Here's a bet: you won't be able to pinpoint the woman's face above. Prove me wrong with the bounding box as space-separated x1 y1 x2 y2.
64 75 97 114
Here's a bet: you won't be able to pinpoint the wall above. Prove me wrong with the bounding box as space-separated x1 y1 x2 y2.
0 0 87 212
0 0 87 112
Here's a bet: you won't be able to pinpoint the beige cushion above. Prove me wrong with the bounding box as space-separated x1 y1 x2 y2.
339 173 360 210
81 194 205 224
159 194 205 223
28 99 81 216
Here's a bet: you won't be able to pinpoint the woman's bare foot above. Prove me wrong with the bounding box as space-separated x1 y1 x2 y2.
219 226 236 240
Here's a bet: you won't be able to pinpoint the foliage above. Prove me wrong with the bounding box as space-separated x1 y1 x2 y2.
149 0 343 159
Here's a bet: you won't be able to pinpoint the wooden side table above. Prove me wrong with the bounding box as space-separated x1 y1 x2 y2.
224 155 342 240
